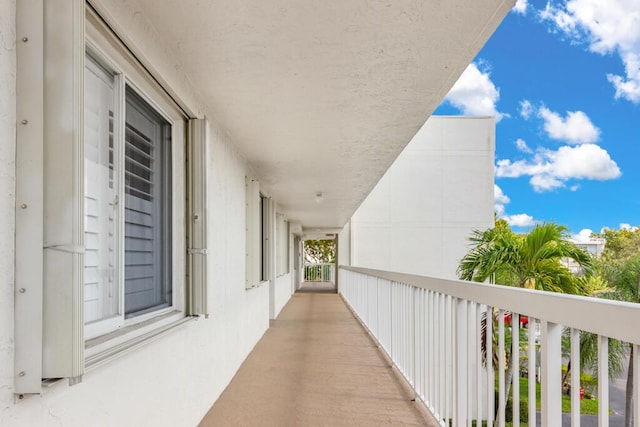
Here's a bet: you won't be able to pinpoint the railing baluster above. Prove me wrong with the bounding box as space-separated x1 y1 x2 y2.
528 317 537 427
455 298 468 427
425 291 438 412
445 295 458 418
498 309 505 427
434 292 439 417
476 304 482 427
571 328 581 427
541 321 562 427
598 335 609 427
466 302 473 427
634 344 640 427
512 313 520 426
486 306 494 427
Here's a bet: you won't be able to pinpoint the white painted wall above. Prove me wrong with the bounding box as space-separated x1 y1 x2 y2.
0 0 16 420
348 116 495 280
338 221 351 267
0 2 279 425
273 273 293 319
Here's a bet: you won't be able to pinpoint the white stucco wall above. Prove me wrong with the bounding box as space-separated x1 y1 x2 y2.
273 273 293 319
0 0 16 420
349 116 495 280
0 1 277 426
337 221 351 267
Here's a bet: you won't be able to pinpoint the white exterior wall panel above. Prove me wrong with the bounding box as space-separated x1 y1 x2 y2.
1 2 273 425
349 116 495 279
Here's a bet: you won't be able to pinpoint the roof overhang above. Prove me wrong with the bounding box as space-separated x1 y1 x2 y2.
134 0 514 231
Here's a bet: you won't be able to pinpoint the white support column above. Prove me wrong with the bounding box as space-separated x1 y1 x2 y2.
541 321 562 427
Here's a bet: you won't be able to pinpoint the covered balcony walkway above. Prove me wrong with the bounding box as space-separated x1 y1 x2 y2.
199 288 438 426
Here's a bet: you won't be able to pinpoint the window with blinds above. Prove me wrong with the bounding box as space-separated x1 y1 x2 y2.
84 53 174 338
13 5 209 389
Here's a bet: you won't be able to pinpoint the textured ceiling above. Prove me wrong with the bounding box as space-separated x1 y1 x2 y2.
135 0 514 231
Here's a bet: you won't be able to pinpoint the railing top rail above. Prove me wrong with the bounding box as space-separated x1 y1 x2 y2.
340 265 640 344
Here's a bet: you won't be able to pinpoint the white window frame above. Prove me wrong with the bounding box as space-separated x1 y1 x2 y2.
245 179 272 288
83 12 186 341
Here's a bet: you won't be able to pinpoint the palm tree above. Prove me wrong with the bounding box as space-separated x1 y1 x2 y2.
458 222 593 292
458 222 594 421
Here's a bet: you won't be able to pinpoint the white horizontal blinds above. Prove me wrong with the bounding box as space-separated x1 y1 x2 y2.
84 56 119 324
124 86 172 316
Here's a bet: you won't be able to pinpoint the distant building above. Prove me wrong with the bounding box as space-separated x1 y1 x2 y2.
563 236 606 275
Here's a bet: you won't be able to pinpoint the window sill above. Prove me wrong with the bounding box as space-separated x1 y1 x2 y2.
85 311 195 371
246 280 269 290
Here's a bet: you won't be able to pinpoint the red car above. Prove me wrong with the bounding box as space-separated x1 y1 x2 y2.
504 312 529 328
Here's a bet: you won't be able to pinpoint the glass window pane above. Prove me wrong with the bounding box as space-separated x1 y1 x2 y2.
124 86 172 317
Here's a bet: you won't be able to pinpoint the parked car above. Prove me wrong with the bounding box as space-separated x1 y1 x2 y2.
504 312 529 328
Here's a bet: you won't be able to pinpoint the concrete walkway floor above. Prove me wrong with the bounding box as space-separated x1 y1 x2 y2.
199 290 438 427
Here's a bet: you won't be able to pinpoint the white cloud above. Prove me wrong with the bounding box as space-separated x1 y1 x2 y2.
496 143 621 192
520 99 534 119
515 138 533 154
494 185 537 227
504 214 536 227
571 228 595 243
494 184 510 215
620 223 639 231
570 184 580 191
538 107 600 144
608 52 640 102
513 0 529 15
540 0 640 103
444 62 506 121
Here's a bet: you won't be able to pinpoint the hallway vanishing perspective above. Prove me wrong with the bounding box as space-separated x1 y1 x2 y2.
199 290 439 426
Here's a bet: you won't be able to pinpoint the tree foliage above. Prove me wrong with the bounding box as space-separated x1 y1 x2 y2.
595 227 640 262
303 239 336 264
598 251 640 427
458 222 593 294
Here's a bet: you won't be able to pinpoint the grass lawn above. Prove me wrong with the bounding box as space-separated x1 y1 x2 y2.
516 376 599 415
469 375 602 426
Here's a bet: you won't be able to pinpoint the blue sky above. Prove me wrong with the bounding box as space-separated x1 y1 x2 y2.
434 0 640 241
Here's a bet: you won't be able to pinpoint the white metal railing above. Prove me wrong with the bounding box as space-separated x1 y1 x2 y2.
304 263 335 282
339 266 640 427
